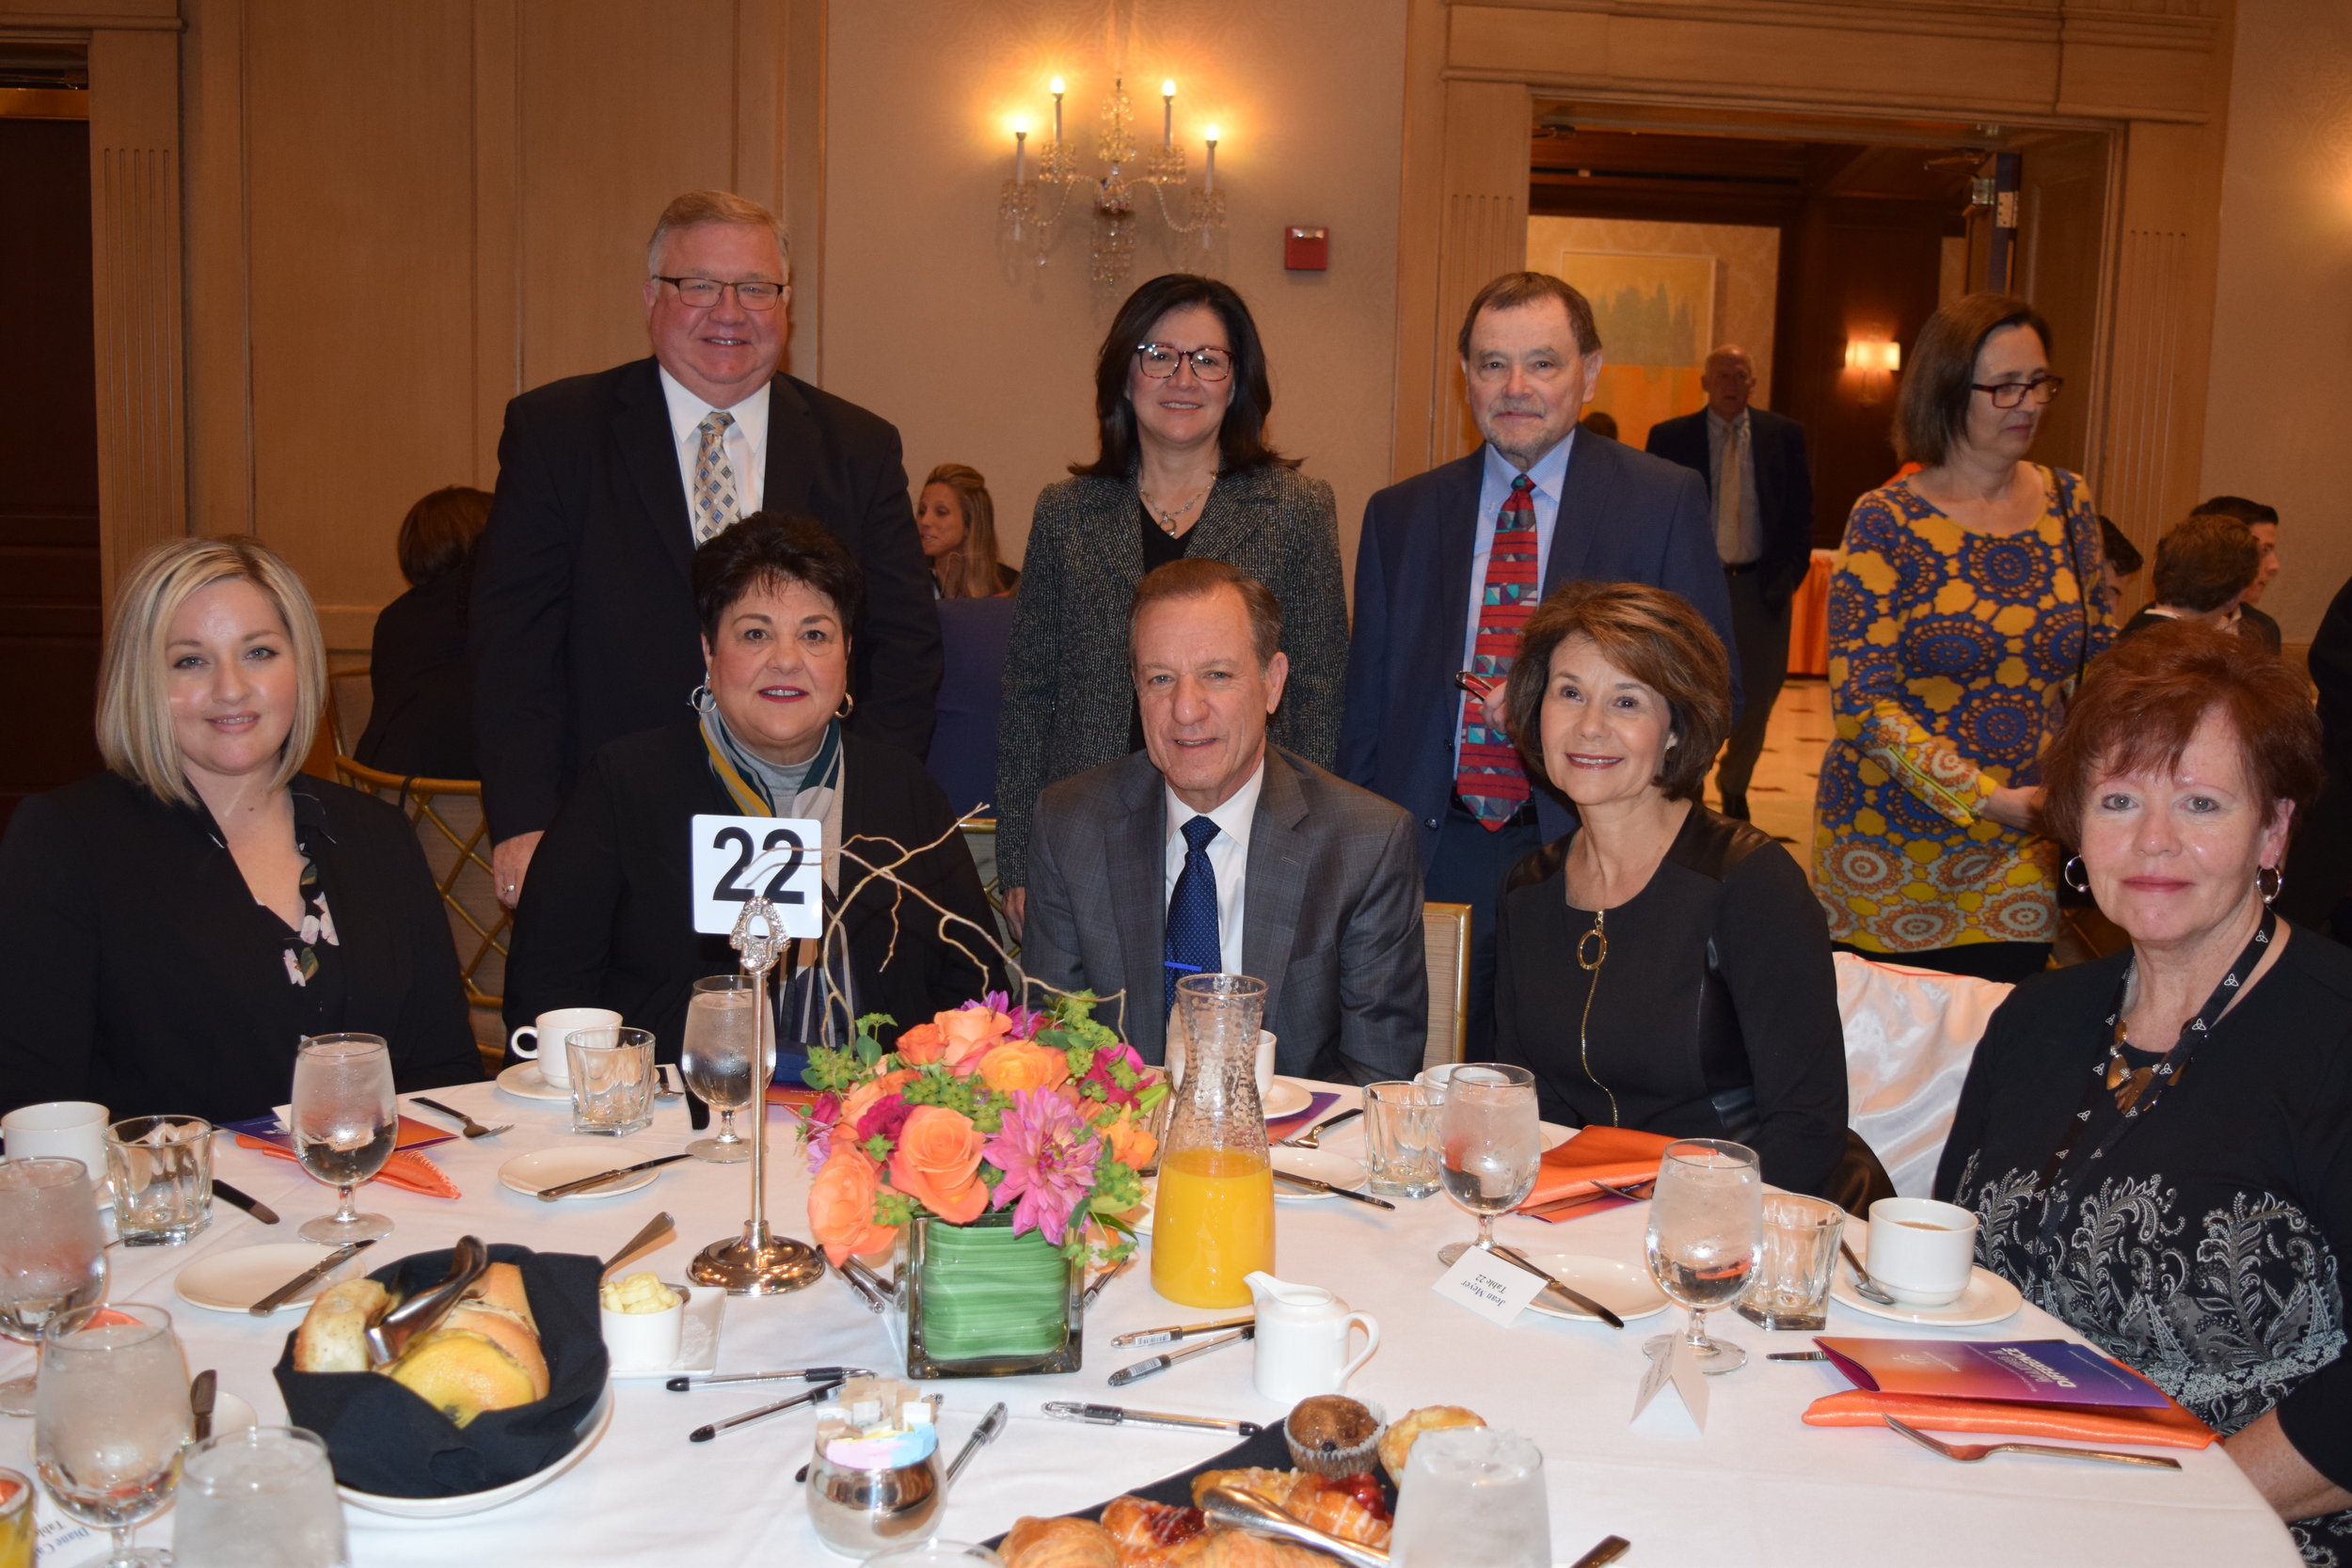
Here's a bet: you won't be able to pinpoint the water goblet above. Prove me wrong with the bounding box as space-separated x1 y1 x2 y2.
0 1159 108 1418
682 974 763 1163
34 1303 189 1568
1643 1138 1763 1374
1433 1064 1541 1266
291 1033 398 1245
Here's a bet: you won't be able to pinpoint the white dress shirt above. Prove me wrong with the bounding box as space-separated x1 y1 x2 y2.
658 366 770 525
1161 755 1266 979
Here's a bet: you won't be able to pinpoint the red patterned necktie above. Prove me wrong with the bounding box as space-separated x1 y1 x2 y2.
1454 474 1537 830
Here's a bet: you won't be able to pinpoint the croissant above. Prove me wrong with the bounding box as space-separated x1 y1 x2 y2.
1100 1496 1207 1566
1000 1515 1120 1568
1189 1469 1391 1548
1160 1531 1336 1568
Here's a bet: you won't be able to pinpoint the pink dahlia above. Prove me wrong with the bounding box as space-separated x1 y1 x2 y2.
965 991 1046 1040
983 1087 1103 1245
1077 1042 1151 1110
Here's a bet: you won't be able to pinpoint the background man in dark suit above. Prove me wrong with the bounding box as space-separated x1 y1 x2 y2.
2196 494 2284 653
470 189 939 906
1340 271 1737 1052
1645 343 1814 819
1025 561 1426 1084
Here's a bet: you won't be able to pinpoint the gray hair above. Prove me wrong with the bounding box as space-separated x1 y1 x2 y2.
645 190 791 282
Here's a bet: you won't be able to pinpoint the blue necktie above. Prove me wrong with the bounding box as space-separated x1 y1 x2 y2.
1164 815 1222 1014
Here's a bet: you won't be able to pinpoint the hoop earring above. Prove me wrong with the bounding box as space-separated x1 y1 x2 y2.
689 683 717 714
2062 856 2090 894
835 691 856 720
2258 864 2284 906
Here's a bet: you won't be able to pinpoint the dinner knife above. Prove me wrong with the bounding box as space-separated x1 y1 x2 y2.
1042 1401 1263 1437
1110 1313 1255 1349
667 1367 872 1392
189 1369 216 1443
1107 1325 1254 1386
1270 1171 1396 1211
212 1179 279 1226
247 1238 377 1316
535 1151 694 1201
1486 1241 1627 1329
1769 1351 1831 1362
1565 1535 1633 1568
688 1380 842 1443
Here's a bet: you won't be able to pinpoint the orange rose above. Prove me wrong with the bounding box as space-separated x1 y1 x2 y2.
807 1147 897 1266
1099 1108 1157 1170
888 1106 990 1224
936 1006 1012 1068
894 1022 947 1066
836 1068 919 1138
975 1040 1072 1096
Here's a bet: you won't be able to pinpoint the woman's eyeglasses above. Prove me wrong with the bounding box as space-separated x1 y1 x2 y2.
1135 343 1234 382
1970 375 2064 409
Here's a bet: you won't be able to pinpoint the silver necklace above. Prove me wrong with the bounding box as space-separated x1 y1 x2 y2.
1143 478 1213 535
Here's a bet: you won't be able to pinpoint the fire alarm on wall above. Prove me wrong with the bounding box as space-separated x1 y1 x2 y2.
1284 227 1330 271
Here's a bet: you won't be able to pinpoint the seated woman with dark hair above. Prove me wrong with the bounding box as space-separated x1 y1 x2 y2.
1938 622 2352 1561
356 484 492 779
1489 580 1880 1206
503 514 1002 1065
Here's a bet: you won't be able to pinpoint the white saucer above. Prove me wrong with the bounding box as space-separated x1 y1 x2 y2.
1271 1148 1368 1203
209 1390 260 1433
340 1386 612 1520
494 1062 571 1102
1831 1259 2025 1327
174 1242 373 1314
1261 1078 1313 1120
608 1286 726 1379
1517 1253 1673 1323
497 1146 660 1201
1538 1122 1572 1152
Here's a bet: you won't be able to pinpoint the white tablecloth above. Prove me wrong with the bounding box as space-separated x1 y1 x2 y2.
5 1079 2302 1566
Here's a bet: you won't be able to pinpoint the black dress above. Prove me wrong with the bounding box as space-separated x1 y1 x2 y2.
1936 932 2352 1563
356 564 478 779
1493 806 1850 1197
0 772 483 1125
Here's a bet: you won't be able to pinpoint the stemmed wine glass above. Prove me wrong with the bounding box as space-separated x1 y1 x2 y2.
682 974 764 1164
0 1159 109 1418
291 1033 399 1244
1644 1138 1763 1374
35 1303 189 1568
1434 1064 1542 1266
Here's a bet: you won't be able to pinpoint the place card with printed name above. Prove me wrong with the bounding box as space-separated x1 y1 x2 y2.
1431 1245 1549 1327
1630 1337 1709 1437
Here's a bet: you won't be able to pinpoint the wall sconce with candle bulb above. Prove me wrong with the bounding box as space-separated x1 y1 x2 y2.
998 74 1225 286
1845 336 1901 404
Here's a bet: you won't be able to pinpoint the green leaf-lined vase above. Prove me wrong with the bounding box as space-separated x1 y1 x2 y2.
897 1211 1084 1378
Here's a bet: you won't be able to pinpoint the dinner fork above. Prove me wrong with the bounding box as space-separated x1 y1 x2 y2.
1882 1417 2181 1469
1276 1107 1363 1149
411 1097 511 1140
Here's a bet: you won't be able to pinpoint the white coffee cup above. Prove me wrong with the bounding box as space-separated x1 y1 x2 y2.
509 1007 621 1088
1163 1025 1278 1101
2 1101 111 1194
1865 1196 1980 1307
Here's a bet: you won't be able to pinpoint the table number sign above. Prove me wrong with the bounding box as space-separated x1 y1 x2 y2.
690 816 824 938
1431 1245 1549 1327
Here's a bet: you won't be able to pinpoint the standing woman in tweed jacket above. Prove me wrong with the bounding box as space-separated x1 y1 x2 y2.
994 274 1347 931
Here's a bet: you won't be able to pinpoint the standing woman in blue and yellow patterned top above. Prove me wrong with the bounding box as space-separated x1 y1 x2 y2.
1814 294 2114 983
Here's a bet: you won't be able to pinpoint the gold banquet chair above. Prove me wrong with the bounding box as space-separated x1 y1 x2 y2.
1421 901 1471 1072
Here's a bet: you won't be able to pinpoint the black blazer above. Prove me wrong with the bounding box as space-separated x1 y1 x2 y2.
502 722 1002 1062
1645 405 1816 606
356 564 477 779
469 357 943 843
1338 435 1741 866
0 772 483 1126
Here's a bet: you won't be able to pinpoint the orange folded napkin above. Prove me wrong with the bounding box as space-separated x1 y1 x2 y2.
1518 1125 1678 1213
1804 1381 2217 1450
231 1135 461 1200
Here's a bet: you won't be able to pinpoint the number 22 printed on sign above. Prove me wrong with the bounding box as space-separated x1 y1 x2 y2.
690 815 824 937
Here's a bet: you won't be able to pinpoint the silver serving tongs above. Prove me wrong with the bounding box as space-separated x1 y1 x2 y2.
1199 1482 1391 1568
365 1234 491 1368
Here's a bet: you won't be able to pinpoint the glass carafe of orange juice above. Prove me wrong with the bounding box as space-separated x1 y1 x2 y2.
1152 974 1276 1308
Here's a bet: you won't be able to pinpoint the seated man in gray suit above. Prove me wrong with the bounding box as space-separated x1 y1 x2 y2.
1024 560 1426 1085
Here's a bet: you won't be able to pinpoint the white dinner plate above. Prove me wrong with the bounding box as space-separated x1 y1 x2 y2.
339 1386 613 1520
1518 1253 1673 1323
173 1242 374 1315
497 1146 660 1201
1261 1078 1313 1120
1538 1122 1573 1152
1830 1245 2025 1328
494 1062 571 1102
608 1286 727 1380
1271 1148 1368 1203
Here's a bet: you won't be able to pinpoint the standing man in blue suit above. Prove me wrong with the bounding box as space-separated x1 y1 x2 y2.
1645 344 1814 821
1339 271 1739 1053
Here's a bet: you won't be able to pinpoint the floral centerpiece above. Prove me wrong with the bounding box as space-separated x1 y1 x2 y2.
796 991 1166 1376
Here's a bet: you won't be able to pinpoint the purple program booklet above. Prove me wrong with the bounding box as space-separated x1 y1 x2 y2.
1815 1338 2171 1410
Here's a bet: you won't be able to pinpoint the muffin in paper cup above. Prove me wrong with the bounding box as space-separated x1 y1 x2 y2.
1283 1396 1387 1478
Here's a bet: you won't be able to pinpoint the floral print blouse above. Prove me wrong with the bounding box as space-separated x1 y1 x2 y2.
278 854 341 987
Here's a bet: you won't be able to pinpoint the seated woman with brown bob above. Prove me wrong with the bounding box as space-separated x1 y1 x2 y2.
1938 622 2352 1560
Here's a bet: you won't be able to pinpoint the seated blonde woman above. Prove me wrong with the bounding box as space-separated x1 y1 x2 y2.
0 537 481 1125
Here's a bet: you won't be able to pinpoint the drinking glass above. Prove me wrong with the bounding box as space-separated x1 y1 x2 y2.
104 1117 214 1247
1363 1081 1443 1198
1390 1427 1551 1567
1737 1193 1844 1332
35 1304 189 1568
291 1033 398 1245
1434 1064 1540 1265
0 1158 109 1418
567 1026 658 1136
682 975 762 1163
0 1467 33 1568
173 1427 349 1568
1644 1138 1763 1373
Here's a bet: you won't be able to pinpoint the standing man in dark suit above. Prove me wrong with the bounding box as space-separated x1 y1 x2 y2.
1645 344 1814 820
1339 271 1737 1053
470 190 939 907
1025 560 1426 1084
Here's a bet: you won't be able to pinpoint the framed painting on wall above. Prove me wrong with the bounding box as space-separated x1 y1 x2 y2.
1548 250 1716 450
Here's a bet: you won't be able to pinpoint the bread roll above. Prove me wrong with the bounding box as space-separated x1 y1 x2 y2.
385 1327 543 1427
293 1278 390 1373
463 1261 537 1329
437 1302 549 1399
1377 1405 1486 1482
999 1516 1119 1568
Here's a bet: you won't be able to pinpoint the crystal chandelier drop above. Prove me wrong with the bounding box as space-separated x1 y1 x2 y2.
999 76 1225 286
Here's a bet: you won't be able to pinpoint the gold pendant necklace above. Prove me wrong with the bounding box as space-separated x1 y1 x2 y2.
1575 907 1620 1127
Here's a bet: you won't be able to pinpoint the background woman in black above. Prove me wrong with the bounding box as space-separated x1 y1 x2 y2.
355 484 490 779
1490 581 1860 1202
1937 624 2352 1561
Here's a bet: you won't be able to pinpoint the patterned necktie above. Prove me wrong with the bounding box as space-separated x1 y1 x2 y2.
692 410 742 545
1454 475 1537 830
1164 815 1222 1015
1715 416 1749 563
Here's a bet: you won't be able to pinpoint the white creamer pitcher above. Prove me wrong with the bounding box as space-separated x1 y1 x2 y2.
1245 1271 1380 1404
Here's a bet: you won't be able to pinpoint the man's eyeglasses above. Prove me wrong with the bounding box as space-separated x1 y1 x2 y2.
1970 375 2064 409
1136 342 1234 382
655 276 785 311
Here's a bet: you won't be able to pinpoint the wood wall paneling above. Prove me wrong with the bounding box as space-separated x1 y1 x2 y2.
1429 79 1533 468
